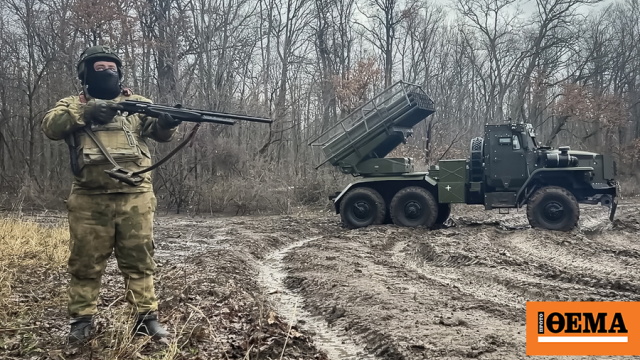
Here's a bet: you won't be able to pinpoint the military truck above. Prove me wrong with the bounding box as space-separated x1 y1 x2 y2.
309 81 618 231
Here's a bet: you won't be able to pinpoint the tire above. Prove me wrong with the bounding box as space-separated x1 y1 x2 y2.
526 186 579 231
339 187 386 229
390 186 438 227
469 137 484 182
435 203 451 225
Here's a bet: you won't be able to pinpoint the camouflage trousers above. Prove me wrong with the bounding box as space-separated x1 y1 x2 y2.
66 191 158 317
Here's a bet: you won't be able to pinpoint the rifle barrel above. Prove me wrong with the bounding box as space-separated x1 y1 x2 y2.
200 115 236 125
114 100 272 124
198 110 272 124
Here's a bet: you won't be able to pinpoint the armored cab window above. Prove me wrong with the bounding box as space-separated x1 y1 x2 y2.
512 135 521 150
498 137 512 146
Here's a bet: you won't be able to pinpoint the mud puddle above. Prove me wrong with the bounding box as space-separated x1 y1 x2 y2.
258 236 377 360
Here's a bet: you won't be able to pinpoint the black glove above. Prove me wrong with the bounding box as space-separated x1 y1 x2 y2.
157 113 182 129
84 99 118 125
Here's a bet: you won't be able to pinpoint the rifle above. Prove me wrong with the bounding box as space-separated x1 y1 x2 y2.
111 100 272 125
86 100 271 186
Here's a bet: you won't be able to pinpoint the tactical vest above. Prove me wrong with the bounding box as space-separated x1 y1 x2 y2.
72 113 151 173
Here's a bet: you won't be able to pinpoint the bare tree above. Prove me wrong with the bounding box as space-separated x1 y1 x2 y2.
258 0 313 161
312 0 356 131
355 0 417 87
510 0 603 124
456 0 526 122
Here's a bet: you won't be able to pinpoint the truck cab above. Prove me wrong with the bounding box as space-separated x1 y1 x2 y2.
436 123 617 230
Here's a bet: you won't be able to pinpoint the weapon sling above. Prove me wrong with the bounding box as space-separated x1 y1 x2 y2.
83 124 201 186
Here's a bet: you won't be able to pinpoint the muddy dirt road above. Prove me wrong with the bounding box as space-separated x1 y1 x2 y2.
8 200 638 359
149 199 640 360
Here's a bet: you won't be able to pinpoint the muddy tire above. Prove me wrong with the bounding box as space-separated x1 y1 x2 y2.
340 187 386 229
390 186 438 228
435 203 451 225
526 186 579 231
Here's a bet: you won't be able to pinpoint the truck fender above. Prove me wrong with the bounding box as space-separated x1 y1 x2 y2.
333 182 356 211
332 174 436 213
515 167 594 206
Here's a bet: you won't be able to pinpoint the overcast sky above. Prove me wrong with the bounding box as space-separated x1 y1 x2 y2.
439 0 617 18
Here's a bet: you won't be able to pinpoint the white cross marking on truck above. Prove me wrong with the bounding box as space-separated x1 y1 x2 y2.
446 185 451 191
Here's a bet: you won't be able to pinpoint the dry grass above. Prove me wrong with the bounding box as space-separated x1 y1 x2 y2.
0 216 69 266
0 216 69 358
619 175 640 198
0 217 188 360
177 165 340 216
0 217 69 309
151 138 344 216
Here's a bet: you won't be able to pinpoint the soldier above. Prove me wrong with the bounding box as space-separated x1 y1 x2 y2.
42 45 181 343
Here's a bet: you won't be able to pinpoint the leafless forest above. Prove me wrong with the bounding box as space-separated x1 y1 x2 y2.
0 0 639 213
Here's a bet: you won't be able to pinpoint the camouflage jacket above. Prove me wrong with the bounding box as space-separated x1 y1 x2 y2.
42 92 177 194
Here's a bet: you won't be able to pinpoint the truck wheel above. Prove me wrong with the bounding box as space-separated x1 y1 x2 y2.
339 187 386 229
435 203 451 225
526 186 579 231
390 186 438 227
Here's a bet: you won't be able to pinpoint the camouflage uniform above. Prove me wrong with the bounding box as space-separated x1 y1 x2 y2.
42 92 176 318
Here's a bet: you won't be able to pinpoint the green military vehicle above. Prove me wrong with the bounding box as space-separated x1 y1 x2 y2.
310 81 618 231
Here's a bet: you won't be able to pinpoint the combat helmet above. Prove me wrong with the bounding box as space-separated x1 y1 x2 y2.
76 45 123 82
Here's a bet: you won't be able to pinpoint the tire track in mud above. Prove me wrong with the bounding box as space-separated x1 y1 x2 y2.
392 233 619 313
398 203 640 311
278 232 526 359
257 236 377 360
406 241 636 305
240 205 640 360
491 229 640 301
380 207 640 359
390 239 530 315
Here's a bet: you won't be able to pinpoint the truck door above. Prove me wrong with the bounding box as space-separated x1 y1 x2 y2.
485 128 529 192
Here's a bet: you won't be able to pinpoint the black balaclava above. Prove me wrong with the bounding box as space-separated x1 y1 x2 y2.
85 66 121 100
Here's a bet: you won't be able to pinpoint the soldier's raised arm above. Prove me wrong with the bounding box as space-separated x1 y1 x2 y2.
42 96 87 141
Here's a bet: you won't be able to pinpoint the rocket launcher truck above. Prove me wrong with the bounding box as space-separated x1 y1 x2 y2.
309 81 618 231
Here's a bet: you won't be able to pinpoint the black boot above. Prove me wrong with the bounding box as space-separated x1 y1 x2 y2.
68 315 93 344
133 312 169 339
